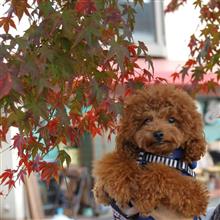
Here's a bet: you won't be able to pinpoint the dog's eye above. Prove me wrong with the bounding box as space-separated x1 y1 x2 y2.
168 117 176 123
143 117 153 125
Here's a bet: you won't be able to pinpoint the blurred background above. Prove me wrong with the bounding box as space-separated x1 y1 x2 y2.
0 0 220 219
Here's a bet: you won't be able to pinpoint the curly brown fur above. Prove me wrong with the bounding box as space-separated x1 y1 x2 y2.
93 84 209 217
136 164 208 217
93 151 139 207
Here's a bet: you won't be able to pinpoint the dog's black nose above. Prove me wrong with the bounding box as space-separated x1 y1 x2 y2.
153 131 164 142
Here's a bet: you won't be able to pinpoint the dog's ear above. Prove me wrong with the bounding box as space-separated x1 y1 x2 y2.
183 131 206 162
179 101 207 162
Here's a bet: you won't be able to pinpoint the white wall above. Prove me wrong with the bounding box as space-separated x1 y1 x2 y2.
0 128 26 220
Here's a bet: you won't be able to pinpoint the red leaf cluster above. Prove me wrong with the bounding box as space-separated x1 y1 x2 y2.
0 169 16 190
75 0 97 14
0 0 218 193
39 162 60 185
0 0 154 193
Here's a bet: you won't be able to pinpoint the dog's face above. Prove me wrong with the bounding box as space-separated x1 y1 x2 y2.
117 84 206 161
134 107 184 155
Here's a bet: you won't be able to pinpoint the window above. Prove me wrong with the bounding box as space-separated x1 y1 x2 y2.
120 0 166 57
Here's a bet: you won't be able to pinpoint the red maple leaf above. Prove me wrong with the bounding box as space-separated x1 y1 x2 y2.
105 7 122 25
127 44 138 57
184 59 196 67
188 35 197 51
0 169 13 185
0 169 16 190
75 0 96 14
67 126 78 145
31 154 42 173
12 134 26 156
47 118 59 136
17 169 27 184
0 72 13 100
39 162 59 185
5 179 16 190
171 72 180 82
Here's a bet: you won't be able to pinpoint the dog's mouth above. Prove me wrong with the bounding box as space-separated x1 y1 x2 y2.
150 140 172 147
143 140 178 155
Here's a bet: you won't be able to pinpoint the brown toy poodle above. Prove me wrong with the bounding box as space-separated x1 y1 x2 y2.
93 84 209 219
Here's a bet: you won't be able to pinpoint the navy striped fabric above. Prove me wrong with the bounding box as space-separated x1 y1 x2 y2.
137 152 196 177
111 200 154 220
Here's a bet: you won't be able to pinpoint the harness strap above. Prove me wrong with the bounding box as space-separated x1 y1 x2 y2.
137 152 196 178
111 200 138 220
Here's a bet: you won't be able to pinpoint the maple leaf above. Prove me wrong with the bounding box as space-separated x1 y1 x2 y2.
188 35 197 51
171 72 180 82
184 59 197 68
66 126 78 145
39 162 60 185
75 0 96 14
105 7 122 25
47 118 59 136
12 134 26 157
200 79 219 93
17 169 27 184
5 179 16 190
102 29 115 42
155 77 168 83
11 0 31 20
0 72 13 100
143 69 154 82
0 170 12 185
0 17 16 33
57 150 71 167
31 154 42 173
127 44 138 57
0 169 16 190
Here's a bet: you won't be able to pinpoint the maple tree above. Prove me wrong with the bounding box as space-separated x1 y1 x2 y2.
0 0 153 193
0 0 219 194
166 0 220 92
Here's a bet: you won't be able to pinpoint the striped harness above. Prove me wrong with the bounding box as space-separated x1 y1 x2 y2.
137 151 196 178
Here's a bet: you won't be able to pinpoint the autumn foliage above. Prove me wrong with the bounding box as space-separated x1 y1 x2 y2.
0 0 219 194
0 0 153 193
167 0 220 92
